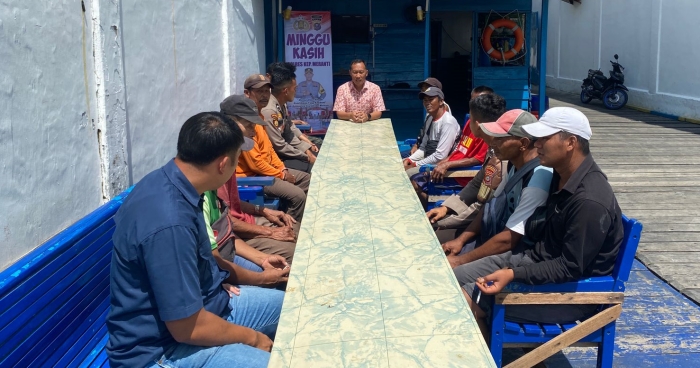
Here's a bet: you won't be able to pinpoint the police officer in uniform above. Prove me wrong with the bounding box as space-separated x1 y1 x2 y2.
295 68 326 101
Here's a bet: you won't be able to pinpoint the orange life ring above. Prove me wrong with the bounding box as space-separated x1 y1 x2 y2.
482 18 524 61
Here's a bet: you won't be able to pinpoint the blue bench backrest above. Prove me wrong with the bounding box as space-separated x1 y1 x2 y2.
0 188 131 367
612 215 643 292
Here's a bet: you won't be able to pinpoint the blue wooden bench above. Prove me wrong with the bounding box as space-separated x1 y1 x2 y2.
487 215 643 368
0 187 133 368
238 176 279 210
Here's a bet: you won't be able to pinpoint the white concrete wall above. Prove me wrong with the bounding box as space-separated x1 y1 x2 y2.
0 0 267 270
541 0 700 120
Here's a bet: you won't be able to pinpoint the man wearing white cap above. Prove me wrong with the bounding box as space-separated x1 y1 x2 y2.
444 109 553 269
455 107 624 335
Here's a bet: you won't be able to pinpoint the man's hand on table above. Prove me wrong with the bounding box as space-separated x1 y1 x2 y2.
262 208 297 228
351 111 369 123
476 269 515 295
427 206 449 224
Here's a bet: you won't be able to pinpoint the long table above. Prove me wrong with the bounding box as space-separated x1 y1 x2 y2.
268 119 496 367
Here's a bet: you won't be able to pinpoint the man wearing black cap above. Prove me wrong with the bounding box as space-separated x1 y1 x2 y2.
295 68 326 101
221 95 309 228
404 87 460 194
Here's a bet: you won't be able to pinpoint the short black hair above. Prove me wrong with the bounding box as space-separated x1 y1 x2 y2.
469 93 507 123
559 131 591 155
176 112 245 166
266 62 284 76
269 62 297 93
472 85 494 94
350 59 366 69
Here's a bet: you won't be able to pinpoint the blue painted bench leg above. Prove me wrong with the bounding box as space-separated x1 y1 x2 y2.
597 320 616 368
490 303 505 367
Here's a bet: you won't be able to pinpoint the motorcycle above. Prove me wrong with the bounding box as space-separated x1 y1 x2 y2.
580 54 628 110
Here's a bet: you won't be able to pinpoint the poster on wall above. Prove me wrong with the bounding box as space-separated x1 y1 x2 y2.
284 11 333 131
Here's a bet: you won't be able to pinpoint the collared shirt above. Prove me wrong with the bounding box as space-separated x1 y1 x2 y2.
513 154 624 284
333 80 385 114
107 159 230 368
261 94 313 161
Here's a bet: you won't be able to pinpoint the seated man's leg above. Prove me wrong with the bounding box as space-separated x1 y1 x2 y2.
245 235 295 264
148 287 284 368
234 255 264 272
288 169 310 193
227 286 285 338
150 341 270 368
263 177 307 222
307 135 323 147
410 171 430 209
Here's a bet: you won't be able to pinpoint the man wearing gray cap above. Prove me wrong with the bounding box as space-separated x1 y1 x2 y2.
457 107 624 336
220 95 309 223
403 87 460 191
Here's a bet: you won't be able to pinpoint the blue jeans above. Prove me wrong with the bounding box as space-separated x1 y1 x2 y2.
146 286 284 368
233 255 263 272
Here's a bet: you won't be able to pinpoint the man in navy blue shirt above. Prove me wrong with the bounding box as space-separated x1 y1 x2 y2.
107 112 288 368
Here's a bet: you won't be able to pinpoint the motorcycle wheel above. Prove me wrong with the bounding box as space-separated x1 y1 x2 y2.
603 89 628 110
580 89 593 104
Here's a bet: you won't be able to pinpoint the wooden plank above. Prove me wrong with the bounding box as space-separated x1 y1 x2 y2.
640 232 699 242
504 305 622 368
640 223 700 232
638 243 700 252
497 292 623 305
636 251 700 264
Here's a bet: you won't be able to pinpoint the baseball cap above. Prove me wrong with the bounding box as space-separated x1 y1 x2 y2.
418 87 445 100
304 68 313 74
479 109 537 138
220 95 266 125
417 77 442 90
522 107 592 140
244 74 272 90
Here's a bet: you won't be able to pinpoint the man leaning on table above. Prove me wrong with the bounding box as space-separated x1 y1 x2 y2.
107 112 285 368
456 107 624 338
333 59 385 123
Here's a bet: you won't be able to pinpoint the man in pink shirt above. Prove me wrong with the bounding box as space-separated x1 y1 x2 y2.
333 59 385 123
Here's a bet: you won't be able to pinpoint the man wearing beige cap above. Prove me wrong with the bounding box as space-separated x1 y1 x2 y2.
443 109 553 270
457 107 624 336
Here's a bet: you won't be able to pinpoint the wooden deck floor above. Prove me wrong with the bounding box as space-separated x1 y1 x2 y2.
531 90 700 367
547 90 700 303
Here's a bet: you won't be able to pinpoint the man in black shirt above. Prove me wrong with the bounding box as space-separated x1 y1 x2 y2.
457 107 624 335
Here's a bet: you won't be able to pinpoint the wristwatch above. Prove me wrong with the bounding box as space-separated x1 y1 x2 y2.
255 205 261 215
